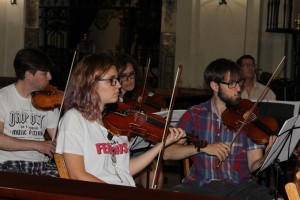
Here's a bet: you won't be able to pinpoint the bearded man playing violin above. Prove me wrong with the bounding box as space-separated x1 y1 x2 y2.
0 48 59 177
164 58 283 200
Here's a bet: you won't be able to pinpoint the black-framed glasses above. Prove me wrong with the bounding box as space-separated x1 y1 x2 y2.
97 77 119 86
220 79 245 89
120 71 135 81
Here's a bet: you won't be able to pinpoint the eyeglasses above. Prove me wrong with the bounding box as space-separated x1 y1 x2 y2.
241 64 256 68
220 79 245 89
97 77 119 86
120 71 135 81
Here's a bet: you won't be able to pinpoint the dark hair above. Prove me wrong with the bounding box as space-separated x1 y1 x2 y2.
236 55 255 67
63 53 114 121
13 48 54 80
204 58 241 86
113 53 138 76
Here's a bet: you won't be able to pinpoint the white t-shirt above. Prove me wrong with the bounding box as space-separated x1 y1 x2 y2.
56 108 135 187
241 81 276 101
0 84 59 162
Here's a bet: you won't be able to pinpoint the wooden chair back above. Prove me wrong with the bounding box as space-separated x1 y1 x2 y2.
183 158 191 178
285 171 300 200
54 153 70 179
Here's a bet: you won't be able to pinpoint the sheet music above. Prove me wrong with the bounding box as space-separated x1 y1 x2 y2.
258 115 300 174
278 115 300 161
154 110 187 126
129 110 187 151
129 136 153 151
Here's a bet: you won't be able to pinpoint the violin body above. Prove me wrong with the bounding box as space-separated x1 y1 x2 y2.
221 99 279 144
31 85 64 110
103 109 207 148
103 111 166 143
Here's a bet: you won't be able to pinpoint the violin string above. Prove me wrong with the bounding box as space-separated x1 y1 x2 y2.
151 64 183 189
52 50 77 142
256 56 285 104
139 57 151 113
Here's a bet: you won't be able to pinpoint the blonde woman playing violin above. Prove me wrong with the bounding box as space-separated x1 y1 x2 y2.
56 54 185 186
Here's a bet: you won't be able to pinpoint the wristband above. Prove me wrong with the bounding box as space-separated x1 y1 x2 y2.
196 140 207 153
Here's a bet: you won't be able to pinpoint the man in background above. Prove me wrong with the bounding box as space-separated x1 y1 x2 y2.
237 55 276 101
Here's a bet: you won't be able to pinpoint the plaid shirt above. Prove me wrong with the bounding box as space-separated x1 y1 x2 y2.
177 100 263 187
0 160 58 178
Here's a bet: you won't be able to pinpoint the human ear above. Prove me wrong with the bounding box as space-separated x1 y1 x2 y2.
24 71 34 80
210 81 219 92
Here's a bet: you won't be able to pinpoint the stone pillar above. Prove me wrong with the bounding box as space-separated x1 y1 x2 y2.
25 0 39 48
159 0 177 88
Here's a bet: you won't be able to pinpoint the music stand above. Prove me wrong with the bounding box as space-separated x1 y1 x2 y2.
257 115 300 199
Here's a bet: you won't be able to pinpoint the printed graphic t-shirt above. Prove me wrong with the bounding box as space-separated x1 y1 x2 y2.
0 84 59 162
56 108 135 187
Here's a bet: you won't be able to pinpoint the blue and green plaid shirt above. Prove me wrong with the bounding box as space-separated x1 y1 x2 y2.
177 100 263 187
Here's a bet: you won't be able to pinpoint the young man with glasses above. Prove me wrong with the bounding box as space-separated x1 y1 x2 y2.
237 55 276 101
163 58 282 199
0 48 59 177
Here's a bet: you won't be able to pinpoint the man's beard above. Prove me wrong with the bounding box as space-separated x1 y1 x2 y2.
218 87 241 106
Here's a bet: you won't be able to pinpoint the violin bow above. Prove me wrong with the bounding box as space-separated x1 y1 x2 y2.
151 64 183 189
52 50 77 141
217 56 286 168
138 57 151 113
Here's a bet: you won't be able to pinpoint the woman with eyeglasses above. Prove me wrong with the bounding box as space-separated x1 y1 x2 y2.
113 53 138 105
113 53 167 113
112 53 168 189
55 54 185 186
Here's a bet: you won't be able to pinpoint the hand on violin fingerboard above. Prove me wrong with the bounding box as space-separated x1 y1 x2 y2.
165 128 186 146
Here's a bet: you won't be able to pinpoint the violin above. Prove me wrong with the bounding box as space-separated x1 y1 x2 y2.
221 99 279 145
103 110 207 148
31 84 64 110
122 86 167 113
217 57 285 168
